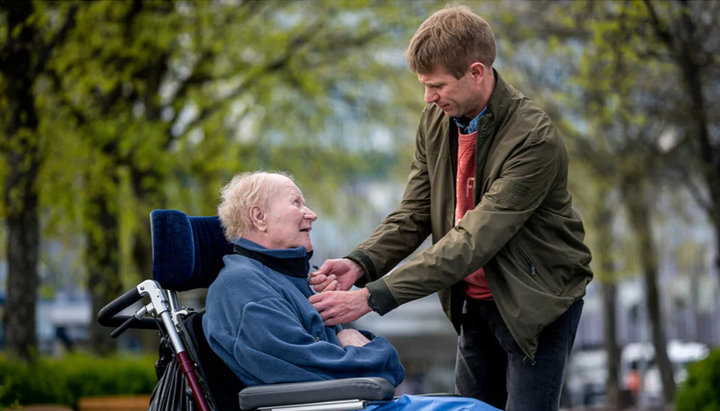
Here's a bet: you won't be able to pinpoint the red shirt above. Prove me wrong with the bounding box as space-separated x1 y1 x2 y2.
456 130 493 300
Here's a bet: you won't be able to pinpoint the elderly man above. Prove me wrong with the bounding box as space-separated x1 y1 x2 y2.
202 171 500 411
202 171 405 387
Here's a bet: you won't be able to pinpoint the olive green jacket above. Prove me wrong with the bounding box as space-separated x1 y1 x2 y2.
347 72 593 360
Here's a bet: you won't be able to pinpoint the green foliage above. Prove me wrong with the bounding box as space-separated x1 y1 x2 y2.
0 0 440 356
675 348 720 411
1 0 434 349
29 0 429 248
0 352 156 407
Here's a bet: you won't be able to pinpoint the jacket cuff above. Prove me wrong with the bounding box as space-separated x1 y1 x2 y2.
366 279 399 315
345 249 377 287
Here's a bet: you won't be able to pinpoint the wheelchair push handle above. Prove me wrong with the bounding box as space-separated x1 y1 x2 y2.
97 286 158 332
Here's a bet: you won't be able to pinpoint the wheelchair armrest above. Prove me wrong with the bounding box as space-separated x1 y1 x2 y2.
238 377 394 410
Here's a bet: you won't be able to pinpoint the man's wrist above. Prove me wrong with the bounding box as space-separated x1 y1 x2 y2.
344 251 375 286
345 258 365 283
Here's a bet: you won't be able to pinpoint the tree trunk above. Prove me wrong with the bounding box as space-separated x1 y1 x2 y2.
621 175 676 404
86 184 123 355
591 186 622 409
4 164 40 362
679 58 720 273
1 1 41 362
601 281 622 407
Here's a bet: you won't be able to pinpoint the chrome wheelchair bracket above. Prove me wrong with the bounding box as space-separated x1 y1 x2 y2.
136 280 185 355
165 289 191 330
137 280 169 317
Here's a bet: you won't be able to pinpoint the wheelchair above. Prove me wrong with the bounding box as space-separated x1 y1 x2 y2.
98 209 396 411
98 209 500 411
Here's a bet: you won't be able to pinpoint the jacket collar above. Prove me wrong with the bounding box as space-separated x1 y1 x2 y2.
484 69 518 128
232 238 312 278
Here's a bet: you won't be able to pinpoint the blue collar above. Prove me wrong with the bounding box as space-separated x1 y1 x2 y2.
453 106 487 134
232 238 312 278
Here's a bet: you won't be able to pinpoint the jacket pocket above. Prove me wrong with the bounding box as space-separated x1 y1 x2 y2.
516 247 562 295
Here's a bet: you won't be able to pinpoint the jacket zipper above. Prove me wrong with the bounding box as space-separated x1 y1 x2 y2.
517 247 535 276
519 248 559 293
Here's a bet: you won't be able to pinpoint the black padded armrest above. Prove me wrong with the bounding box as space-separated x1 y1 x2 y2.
238 377 394 410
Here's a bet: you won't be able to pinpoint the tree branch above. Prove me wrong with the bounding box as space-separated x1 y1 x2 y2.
36 5 78 73
642 0 675 53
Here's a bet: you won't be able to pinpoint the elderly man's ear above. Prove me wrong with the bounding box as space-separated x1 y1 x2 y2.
250 205 267 232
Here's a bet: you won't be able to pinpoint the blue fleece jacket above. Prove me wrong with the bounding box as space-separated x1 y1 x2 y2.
202 238 405 387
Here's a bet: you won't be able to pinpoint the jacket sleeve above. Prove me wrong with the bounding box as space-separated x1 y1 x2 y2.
367 131 563 314
227 297 405 386
347 115 434 285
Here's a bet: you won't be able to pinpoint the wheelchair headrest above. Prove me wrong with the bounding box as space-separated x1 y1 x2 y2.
150 209 234 290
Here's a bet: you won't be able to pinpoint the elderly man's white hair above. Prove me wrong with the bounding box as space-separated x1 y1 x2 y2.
218 170 296 241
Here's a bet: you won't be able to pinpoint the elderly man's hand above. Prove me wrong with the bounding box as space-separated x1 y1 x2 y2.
336 329 371 347
309 287 372 326
309 258 364 293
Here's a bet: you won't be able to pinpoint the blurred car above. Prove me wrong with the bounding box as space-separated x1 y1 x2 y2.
565 340 710 408
565 348 607 407
620 340 710 405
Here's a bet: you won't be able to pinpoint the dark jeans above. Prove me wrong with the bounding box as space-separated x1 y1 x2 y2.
455 298 583 411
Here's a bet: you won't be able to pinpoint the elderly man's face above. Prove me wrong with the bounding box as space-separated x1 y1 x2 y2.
264 177 318 251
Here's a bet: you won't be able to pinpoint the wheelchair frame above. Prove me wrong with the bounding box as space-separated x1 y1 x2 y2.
97 209 395 411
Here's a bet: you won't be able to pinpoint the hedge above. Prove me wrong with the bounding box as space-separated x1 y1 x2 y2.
0 352 157 408
675 347 720 411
